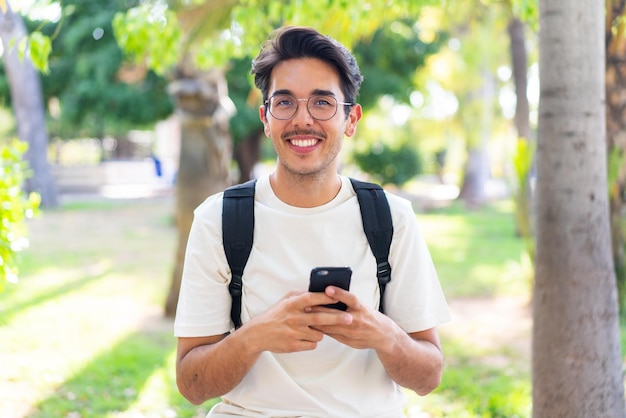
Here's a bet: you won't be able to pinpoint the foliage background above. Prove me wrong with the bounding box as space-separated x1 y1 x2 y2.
0 139 39 291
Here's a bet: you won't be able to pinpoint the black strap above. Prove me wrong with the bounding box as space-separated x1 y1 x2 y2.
222 177 393 328
349 178 393 314
222 179 257 329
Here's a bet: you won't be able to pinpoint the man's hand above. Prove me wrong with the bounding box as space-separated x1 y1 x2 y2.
177 288 355 404
243 290 353 354
307 286 391 351
309 286 445 395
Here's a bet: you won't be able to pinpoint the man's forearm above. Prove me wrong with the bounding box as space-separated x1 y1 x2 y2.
376 328 444 396
177 291 342 404
177 331 263 404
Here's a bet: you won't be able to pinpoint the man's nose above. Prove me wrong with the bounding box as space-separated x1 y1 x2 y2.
292 99 314 125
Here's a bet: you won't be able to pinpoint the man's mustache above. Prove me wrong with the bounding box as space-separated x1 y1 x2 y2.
281 129 327 140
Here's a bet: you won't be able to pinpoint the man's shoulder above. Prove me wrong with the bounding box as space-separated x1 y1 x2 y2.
194 190 225 218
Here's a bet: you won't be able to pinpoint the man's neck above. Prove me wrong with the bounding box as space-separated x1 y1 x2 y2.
269 170 342 208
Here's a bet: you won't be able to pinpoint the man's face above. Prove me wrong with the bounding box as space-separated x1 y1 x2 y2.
260 58 362 179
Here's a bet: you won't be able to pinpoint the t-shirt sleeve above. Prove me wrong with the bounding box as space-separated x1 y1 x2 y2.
174 193 234 337
383 194 451 332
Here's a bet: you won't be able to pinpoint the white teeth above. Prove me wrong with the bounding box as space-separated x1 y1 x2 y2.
291 139 317 147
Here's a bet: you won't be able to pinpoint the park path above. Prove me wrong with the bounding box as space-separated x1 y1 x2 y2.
443 296 532 364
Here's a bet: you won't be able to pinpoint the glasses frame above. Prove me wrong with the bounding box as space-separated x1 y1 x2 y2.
265 93 354 121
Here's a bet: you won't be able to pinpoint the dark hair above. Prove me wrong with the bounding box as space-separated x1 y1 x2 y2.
251 26 363 105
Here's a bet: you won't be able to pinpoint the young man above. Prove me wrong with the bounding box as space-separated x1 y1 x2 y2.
174 26 451 417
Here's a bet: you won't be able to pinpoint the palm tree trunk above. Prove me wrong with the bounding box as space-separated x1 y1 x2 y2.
458 68 494 207
164 68 233 317
508 17 531 142
533 1 624 414
508 16 535 262
234 128 263 183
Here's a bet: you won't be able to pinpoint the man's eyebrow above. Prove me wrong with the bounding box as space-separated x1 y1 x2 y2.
270 89 338 97
272 89 293 96
311 89 336 97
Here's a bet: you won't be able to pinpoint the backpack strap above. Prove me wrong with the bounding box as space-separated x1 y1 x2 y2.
349 178 393 314
222 179 257 329
222 178 393 327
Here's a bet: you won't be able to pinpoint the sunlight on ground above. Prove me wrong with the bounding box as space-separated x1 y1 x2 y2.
125 353 178 417
0 270 165 417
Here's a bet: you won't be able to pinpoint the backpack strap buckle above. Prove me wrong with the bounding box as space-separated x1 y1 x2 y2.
228 273 243 329
377 261 392 285
229 274 243 297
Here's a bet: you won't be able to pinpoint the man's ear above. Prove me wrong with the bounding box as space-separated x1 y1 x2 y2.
344 104 362 137
259 106 271 137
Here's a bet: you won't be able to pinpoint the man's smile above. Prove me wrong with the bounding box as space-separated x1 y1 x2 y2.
282 129 326 150
290 138 319 147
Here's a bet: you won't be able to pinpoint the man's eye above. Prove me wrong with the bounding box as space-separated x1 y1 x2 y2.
274 96 294 107
312 96 334 107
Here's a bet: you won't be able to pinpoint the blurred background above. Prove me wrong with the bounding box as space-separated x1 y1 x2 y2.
0 1 622 417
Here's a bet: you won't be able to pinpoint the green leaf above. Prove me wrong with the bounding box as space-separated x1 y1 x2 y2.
0 139 41 291
27 32 52 74
113 6 182 75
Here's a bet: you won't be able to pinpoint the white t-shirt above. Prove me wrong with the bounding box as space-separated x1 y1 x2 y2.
175 174 451 417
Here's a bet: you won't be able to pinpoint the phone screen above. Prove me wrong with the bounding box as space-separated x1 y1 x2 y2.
309 267 352 310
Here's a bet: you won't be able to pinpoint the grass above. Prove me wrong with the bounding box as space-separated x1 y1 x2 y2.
416 200 530 299
411 334 531 417
0 197 216 417
411 200 532 417
1 194 533 417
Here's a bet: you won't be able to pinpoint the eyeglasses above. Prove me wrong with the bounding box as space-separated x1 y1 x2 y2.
265 94 353 121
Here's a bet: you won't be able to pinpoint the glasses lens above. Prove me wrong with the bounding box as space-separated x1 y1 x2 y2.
308 95 338 121
269 94 297 120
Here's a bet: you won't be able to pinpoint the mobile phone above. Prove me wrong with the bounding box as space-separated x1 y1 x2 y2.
309 267 352 311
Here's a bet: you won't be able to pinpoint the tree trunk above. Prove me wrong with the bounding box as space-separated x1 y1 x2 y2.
233 128 263 183
606 0 626 313
0 4 58 208
458 147 489 206
458 68 494 207
164 68 233 317
508 16 535 259
533 1 625 416
508 17 531 142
